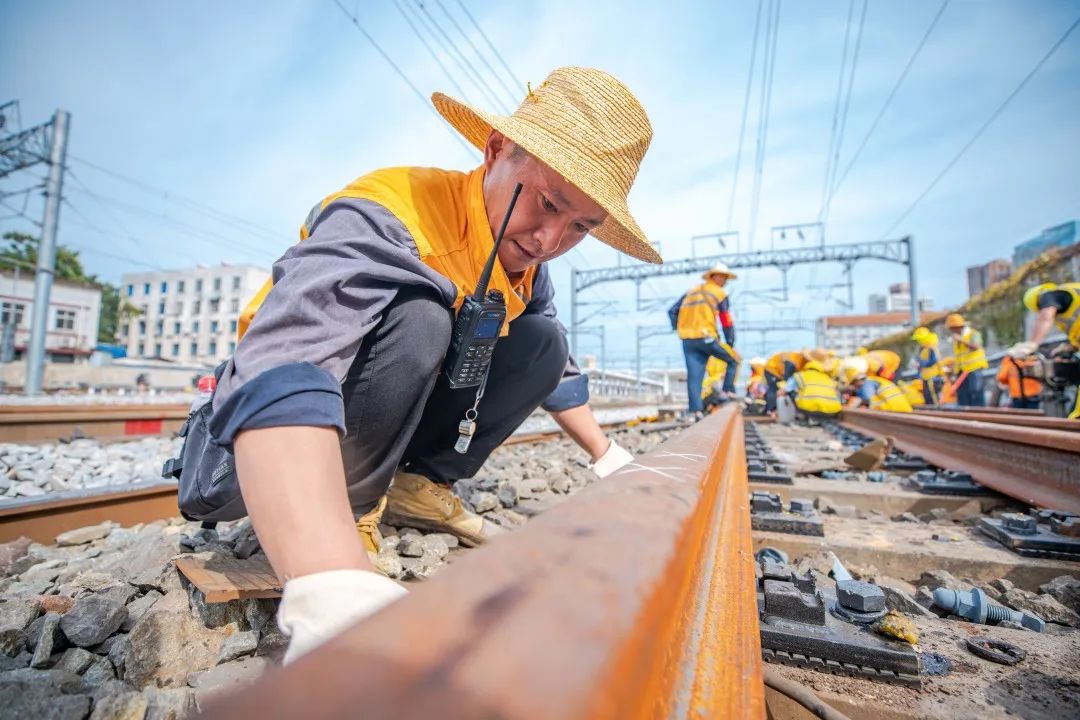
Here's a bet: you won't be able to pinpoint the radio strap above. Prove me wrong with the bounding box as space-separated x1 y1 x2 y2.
454 366 490 454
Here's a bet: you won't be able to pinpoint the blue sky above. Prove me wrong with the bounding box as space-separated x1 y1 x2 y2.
2 0 1079 369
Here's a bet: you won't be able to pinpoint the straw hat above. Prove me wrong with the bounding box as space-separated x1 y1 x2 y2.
432 66 661 264
702 261 737 281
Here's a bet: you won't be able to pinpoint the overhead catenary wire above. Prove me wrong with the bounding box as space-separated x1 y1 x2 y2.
877 13 1080 241
392 0 475 104
434 0 520 107
818 0 857 224
725 0 766 231
452 0 525 94
746 0 782 249
328 0 479 160
821 0 868 230
412 0 513 113
830 0 951 198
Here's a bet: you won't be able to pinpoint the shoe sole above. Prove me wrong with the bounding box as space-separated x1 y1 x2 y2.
382 510 483 548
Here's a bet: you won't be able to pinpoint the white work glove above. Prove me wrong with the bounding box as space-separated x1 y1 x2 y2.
589 440 634 478
278 569 407 665
1009 341 1038 358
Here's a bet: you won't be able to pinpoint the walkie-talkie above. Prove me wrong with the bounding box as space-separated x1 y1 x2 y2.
443 182 523 389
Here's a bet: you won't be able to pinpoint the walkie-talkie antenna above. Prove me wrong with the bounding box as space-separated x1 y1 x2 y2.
473 182 523 300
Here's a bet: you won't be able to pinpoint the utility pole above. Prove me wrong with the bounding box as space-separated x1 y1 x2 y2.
904 235 919 329
25 110 70 395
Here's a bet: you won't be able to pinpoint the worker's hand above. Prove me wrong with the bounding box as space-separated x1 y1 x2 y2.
589 439 634 478
278 569 407 665
1008 341 1038 358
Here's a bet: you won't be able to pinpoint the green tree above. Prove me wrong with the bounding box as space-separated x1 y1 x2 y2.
0 231 139 343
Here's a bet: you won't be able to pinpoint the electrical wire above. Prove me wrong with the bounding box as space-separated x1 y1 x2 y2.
65 168 167 265
877 13 1080 241
329 0 479 160
726 0 765 231
434 0 519 106
412 0 512 113
818 0 857 223
831 0 950 197
453 0 525 94
746 0 781 249
61 198 186 270
391 0 475 104
821 0 867 229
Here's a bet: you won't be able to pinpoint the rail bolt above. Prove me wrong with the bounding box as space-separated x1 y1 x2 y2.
789 498 814 515
751 491 783 514
836 580 886 613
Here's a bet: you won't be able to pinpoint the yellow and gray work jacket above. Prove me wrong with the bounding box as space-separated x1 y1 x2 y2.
858 375 913 413
952 327 988 373
1038 282 1080 348
787 363 841 415
671 281 735 343
210 166 585 445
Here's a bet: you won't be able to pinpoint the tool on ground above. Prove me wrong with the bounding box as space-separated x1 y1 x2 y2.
931 587 1045 632
443 182 522 389
940 370 968 405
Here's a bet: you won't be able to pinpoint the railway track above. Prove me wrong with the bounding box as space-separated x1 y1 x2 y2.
841 407 1080 513
204 405 765 720
0 404 189 443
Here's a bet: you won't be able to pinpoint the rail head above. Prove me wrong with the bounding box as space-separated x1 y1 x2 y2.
205 405 763 720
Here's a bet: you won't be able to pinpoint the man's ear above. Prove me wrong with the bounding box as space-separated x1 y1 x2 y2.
483 131 507 170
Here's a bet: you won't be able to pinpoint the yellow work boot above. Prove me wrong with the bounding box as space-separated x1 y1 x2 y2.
356 495 387 559
383 472 502 548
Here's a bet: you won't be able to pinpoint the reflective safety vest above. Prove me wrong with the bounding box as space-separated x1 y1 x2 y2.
701 356 727 399
868 376 913 413
791 366 841 415
952 327 988 372
676 281 727 340
765 351 804 380
238 166 538 340
902 380 926 407
917 346 941 381
1046 282 1080 349
866 350 901 380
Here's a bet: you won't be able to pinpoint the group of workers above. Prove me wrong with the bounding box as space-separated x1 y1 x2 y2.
676 267 1080 421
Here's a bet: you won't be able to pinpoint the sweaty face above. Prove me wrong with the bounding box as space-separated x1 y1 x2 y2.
482 132 607 274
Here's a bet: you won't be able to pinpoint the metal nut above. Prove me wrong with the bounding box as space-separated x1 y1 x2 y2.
836 580 886 612
1001 513 1038 536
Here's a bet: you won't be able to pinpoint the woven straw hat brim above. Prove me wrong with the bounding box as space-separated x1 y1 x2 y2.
432 92 662 265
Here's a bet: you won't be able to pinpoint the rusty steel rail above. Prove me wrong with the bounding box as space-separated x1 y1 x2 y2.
916 404 1044 416
0 482 180 543
841 408 1080 513
207 405 764 720
0 404 189 443
909 408 1078 432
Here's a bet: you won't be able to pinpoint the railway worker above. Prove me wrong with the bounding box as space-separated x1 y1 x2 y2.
901 378 927 408
783 356 842 422
701 355 738 413
842 364 913 413
762 350 806 414
911 326 944 405
945 313 988 407
669 262 739 418
1010 282 1080 418
182 67 659 663
996 352 1043 410
864 349 901 381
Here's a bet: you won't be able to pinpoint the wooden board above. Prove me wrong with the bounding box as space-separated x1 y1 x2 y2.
175 556 282 603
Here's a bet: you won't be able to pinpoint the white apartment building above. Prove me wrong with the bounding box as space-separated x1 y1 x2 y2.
0 271 102 363
815 311 937 358
119 264 270 365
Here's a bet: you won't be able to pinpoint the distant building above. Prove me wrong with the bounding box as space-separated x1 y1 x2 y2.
816 311 938 357
966 259 1013 298
1013 221 1077 267
867 283 932 315
0 271 102 364
119 263 270 365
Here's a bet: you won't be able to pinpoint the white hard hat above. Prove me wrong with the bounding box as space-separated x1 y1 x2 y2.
703 262 737 280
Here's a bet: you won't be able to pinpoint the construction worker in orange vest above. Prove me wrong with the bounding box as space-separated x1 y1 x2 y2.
946 313 988 407
996 353 1043 410
911 326 944 405
763 350 805 414
670 262 739 418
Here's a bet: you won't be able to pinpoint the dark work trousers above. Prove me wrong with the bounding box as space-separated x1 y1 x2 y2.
682 337 737 413
764 372 780 414
1011 397 1040 410
955 371 985 407
338 288 567 514
922 377 943 406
